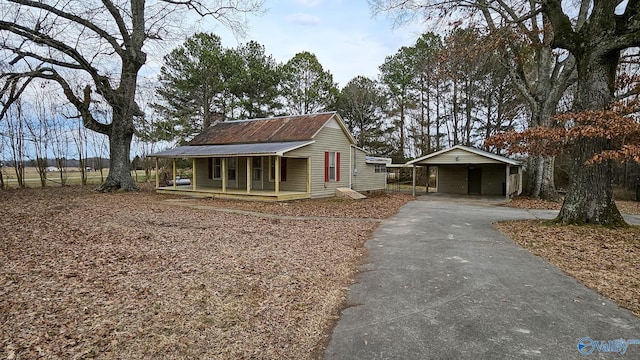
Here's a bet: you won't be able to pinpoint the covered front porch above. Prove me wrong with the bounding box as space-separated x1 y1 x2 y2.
151 142 313 201
156 185 310 201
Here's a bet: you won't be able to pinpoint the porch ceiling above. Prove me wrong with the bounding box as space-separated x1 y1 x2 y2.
151 141 314 158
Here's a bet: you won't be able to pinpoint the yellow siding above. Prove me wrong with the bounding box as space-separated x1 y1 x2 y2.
481 164 506 196
194 158 222 187
437 164 509 195
351 148 386 192
286 126 352 198
281 158 308 192
426 148 503 164
437 165 468 194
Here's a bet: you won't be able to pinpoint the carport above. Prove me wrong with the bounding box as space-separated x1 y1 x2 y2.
406 145 522 199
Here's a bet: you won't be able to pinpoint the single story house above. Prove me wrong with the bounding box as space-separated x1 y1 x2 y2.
406 145 522 199
151 112 389 201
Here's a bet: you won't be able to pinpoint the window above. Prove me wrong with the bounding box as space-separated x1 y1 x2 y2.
374 164 386 173
324 151 340 182
252 157 262 181
227 158 236 180
509 166 519 175
269 157 287 182
212 158 222 179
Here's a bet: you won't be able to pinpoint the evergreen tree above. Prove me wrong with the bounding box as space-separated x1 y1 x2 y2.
280 51 338 115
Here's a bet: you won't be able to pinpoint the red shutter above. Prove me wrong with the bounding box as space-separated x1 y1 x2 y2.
336 152 341 182
324 152 329 182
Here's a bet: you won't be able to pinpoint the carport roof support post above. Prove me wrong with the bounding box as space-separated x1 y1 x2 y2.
505 164 510 200
412 165 416 197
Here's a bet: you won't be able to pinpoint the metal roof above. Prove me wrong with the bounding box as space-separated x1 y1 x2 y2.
188 112 339 145
151 141 314 158
365 156 392 164
406 145 520 166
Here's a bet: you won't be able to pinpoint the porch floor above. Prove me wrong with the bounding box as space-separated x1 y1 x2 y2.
157 185 311 201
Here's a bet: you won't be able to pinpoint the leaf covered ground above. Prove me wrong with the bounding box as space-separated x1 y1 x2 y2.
505 196 640 215
494 220 640 318
0 186 412 359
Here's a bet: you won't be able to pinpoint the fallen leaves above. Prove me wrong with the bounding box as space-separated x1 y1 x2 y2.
0 186 412 359
504 196 640 215
504 196 563 210
494 220 640 317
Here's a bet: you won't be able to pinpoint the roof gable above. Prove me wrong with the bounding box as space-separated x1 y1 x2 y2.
188 112 354 145
407 145 520 166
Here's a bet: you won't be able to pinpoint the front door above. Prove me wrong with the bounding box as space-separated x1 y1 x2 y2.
251 157 263 190
227 158 237 188
468 167 482 195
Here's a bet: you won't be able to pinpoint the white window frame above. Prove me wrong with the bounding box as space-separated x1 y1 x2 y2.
328 151 336 181
212 158 222 179
227 158 237 180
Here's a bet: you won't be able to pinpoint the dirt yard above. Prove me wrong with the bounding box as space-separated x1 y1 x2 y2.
497 196 640 318
0 186 412 359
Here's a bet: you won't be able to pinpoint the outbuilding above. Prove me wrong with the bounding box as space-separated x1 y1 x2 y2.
406 145 522 199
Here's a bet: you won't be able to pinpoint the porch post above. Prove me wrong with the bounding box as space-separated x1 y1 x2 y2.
172 158 177 190
155 157 159 189
222 158 227 193
192 158 197 190
505 164 510 200
425 165 429 194
275 156 280 195
246 156 252 194
307 157 312 194
412 165 416 197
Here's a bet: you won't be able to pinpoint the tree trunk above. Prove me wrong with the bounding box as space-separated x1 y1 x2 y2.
525 154 560 201
98 112 138 192
556 138 625 226
524 155 540 196
554 51 625 227
539 155 558 200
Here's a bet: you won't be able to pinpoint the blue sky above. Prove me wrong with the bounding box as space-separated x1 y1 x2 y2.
198 0 425 87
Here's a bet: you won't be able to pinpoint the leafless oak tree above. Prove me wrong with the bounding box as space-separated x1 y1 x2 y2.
0 0 263 191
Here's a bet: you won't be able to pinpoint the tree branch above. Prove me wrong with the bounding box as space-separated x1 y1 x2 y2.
161 0 264 36
4 47 85 71
541 0 579 51
8 0 125 57
0 21 99 74
2 69 111 135
100 0 132 47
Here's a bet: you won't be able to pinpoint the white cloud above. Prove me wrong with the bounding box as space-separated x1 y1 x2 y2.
293 0 324 7
286 13 322 26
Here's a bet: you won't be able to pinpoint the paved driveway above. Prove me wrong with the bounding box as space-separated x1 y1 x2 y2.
323 197 640 359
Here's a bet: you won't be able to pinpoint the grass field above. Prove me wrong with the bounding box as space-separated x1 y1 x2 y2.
1 167 156 187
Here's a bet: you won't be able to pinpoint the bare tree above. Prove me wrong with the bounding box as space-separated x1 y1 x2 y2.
0 0 263 191
88 129 110 183
71 119 89 185
3 100 26 188
50 116 70 186
25 82 54 187
370 0 578 201
0 162 5 189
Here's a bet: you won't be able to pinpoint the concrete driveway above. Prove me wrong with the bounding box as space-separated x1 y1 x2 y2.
323 196 640 359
